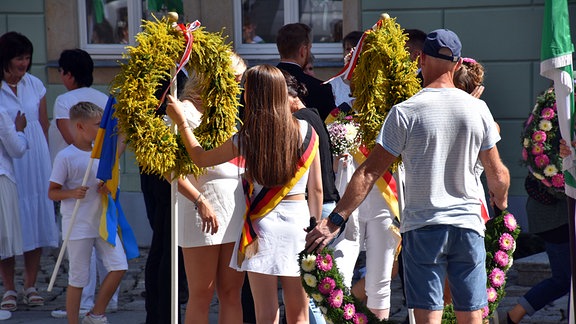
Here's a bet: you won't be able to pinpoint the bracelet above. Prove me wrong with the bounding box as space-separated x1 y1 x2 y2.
194 193 204 210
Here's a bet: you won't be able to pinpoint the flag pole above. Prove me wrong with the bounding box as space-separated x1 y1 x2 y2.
48 158 95 291
169 65 180 324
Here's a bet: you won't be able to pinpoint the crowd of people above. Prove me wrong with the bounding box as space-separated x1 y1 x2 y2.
0 17 571 324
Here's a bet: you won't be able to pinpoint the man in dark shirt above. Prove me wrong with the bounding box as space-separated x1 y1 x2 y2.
276 23 337 121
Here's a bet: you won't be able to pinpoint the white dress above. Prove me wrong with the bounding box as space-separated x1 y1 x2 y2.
0 73 59 252
178 104 245 247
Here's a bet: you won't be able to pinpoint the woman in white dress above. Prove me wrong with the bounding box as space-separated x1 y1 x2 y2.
176 54 247 324
0 32 59 307
168 64 323 324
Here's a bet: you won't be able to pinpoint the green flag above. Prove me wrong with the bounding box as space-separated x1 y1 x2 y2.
541 0 576 198
148 0 183 14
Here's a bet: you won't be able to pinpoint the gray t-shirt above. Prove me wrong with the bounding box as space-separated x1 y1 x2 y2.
376 88 500 236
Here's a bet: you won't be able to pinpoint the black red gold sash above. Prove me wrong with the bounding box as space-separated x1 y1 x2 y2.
351 144 400 219
237 124 318 266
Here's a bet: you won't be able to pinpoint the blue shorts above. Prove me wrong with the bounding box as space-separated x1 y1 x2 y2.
402 225 487 311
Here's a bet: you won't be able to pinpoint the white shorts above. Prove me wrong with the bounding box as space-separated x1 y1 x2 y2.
67 235 128 287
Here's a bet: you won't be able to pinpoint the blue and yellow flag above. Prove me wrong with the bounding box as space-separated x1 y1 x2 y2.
91 96 139 259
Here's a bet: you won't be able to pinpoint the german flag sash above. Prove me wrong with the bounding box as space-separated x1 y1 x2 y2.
237 124 318 266
325 112 400 220
351 144 400 219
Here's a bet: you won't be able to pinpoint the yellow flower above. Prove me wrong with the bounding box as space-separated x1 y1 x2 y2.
538 119 553 131
523 138 530 148
544 164 558 177
311 293 323 302
303 274 317 287
301 254 317 272
532 172 545 180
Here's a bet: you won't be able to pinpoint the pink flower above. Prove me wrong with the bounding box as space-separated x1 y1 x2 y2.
494 250 509 267
552 173 565 188
344 115 353 121
553 102 557 111
353 313 368 324
503 214 517 232
318 277 336 295
328 289 343 308
316 254 333 272
482 305 490 318
499 233 514 251
531 144 544 155
489 268 506 288
531 130 547 143
343 303 356 320
521 148 528 161
534 154 550 168
487 287 498 302
541 107 555 120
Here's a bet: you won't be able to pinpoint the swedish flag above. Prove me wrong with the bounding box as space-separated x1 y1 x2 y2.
91 96 139 259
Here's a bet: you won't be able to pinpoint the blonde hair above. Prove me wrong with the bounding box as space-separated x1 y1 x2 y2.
69 101 103 121
239 64 300 187
230 51 247 80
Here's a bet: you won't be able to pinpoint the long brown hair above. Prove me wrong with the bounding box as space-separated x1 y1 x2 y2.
239 64 301 187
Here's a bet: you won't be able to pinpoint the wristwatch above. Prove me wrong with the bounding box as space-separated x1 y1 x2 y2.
327 211 347 227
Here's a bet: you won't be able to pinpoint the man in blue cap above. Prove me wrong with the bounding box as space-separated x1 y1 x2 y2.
305 29 510 323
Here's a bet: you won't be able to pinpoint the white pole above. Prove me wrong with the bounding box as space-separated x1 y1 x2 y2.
169 66 179 324
48 158 95 291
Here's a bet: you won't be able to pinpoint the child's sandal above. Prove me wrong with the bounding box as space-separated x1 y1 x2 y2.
1 290 17 312
22 287 44 306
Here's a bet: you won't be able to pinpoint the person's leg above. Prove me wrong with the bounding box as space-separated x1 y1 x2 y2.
510 240 571 322
402 227 447 313
91 270 125 315
80 250 97 311
22 247 42 289
91 235 127 315
248 272 280 323
280 276 309 324
95 247 119 310
364 215 399 320
0 257 15 292
66 239 93 324
182 245 219 324
66 285 83 324
215 243 244 324
446 227 487 324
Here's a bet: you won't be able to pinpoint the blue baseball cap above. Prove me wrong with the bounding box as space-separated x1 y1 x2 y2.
423 29 461 62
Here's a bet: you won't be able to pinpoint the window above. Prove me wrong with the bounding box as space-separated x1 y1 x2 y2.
234 0 344 60
79 0 183 58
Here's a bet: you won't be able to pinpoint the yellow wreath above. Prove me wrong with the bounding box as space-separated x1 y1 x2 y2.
352 15 421 172
110 16 240 178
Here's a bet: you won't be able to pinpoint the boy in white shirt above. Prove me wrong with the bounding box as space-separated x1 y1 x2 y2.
48 102 127 324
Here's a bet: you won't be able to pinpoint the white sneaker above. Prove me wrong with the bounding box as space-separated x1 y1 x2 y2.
0 310 11 320
82 313 109 324
51 308 90 319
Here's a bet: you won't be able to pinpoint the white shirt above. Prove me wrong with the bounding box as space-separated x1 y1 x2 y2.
50 145 102 240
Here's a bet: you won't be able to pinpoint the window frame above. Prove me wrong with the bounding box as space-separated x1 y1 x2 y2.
77 0 143 59
233 0 344 61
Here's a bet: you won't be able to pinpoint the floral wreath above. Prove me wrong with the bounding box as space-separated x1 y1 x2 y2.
350 15 421 172
110 15 240 177
520 88 565 194
300 210 520 323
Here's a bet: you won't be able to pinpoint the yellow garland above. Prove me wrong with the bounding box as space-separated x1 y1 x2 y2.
110 16 240 178
352 15 421 172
